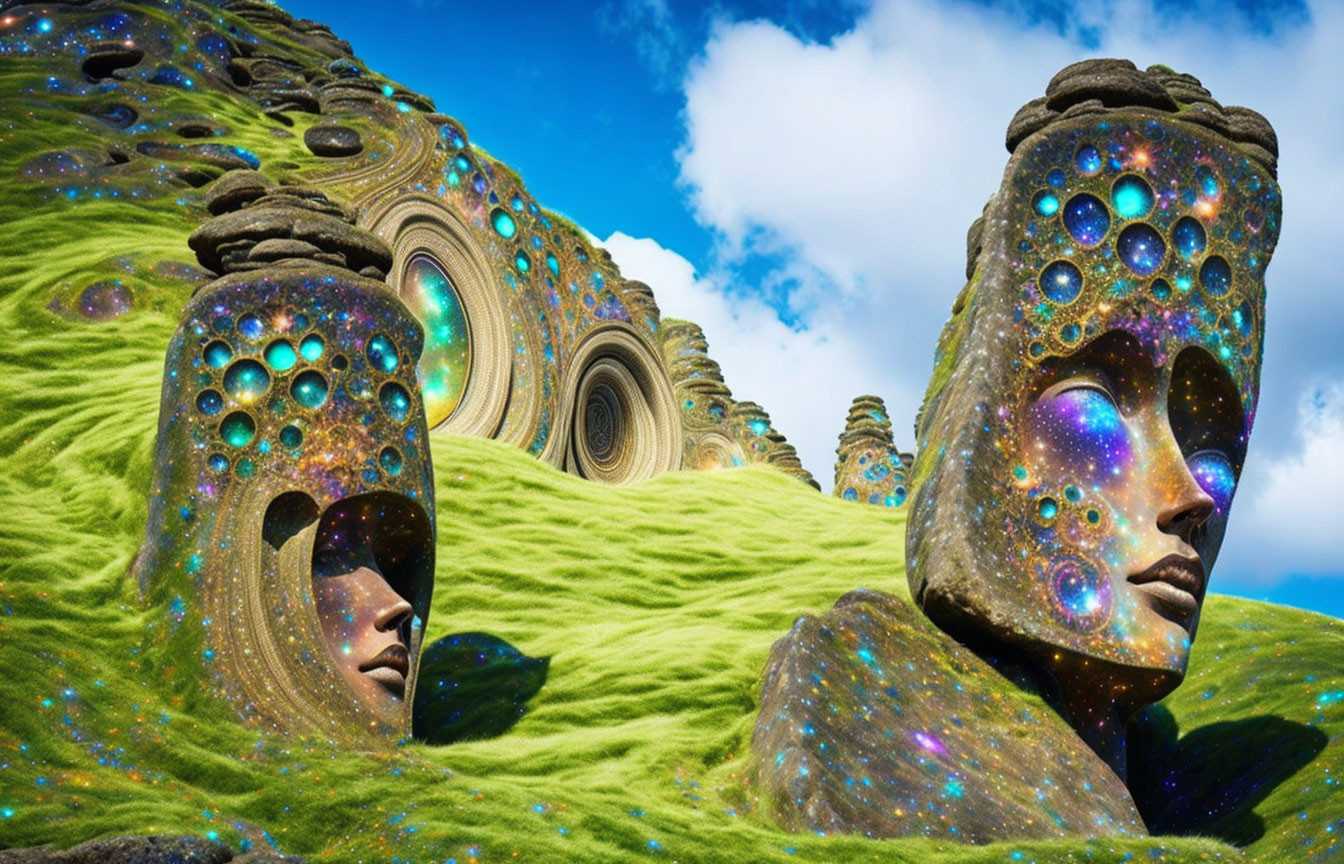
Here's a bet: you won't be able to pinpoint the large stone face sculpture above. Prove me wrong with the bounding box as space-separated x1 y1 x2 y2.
133 265 436 738
907 60 1280 768
753 59 1282 842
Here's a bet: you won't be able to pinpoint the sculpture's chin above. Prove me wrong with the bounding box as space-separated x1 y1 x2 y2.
920 582 1191 713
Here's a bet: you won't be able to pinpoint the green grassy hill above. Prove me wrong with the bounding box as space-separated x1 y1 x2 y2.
0 277 1341 861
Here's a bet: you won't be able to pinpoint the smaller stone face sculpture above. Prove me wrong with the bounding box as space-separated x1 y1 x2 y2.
310 492 431 727
134 266 436 739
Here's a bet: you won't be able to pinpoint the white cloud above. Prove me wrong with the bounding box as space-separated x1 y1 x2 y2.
1217 383 1344 586
646 0 1344 583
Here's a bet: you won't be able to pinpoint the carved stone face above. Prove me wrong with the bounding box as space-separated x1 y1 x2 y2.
1019 331 1240 675
135 269 437 738
311 494 430 726
908 114 1280 701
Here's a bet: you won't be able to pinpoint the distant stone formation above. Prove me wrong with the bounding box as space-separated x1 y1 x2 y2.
832 395 911 507
661 319 818 487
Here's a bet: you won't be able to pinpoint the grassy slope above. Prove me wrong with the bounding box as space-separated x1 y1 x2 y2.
0 48 1341 864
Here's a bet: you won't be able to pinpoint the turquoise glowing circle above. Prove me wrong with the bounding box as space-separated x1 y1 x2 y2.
1151 278 1172 301
1172 216 1207 261
299 333 324 362
490 208 516 239
1116 224 1166 276
1038 497 1059 521
1039 260 1083 305
1200 255 1232 297
1062 194 1110 247
1195 164 1220 199
223 359 270 403
515 251 531 272
1060 323 1081 343
208 453 228 473
264 339 297 371
203 340 232 368
196 389 224 416
546 252 560 277
290 371 328 409
379 382 411 423
1232 300 1254 339
1111 175 1155 220
1047 168 1066 187
219 411 255 448
1032 191 1060 217
366 334 399 373
1064 485 1081 503
1075 144 1102 175
237 314 264 341
279 424 302 448
379 446 404 476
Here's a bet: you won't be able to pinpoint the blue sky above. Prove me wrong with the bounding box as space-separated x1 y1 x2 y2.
279 0 1344 618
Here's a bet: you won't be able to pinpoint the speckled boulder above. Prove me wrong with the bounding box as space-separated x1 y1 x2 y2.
752 590 1146 843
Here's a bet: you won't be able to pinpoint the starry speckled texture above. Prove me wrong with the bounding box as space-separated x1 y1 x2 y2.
0 9 1340 864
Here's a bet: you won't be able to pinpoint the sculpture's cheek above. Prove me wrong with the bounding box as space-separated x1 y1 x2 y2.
1025 388 1135 487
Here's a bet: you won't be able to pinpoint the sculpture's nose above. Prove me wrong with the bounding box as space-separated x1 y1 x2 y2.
1154 435 1216 548
373 583 413 634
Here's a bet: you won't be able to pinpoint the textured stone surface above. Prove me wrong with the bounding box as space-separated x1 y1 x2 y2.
1008 58 1276 177
203 170 271 215
189 205 391 275
1045 59 1177 113
833 395 910 507
0 835 233 863
302 124 362 157
753 590 1146 842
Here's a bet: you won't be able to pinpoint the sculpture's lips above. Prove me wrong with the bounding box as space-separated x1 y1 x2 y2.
359 643 409 695
1128 554 1205 626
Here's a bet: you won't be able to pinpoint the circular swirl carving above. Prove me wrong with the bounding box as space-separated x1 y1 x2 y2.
688 431 745 471
557 324 681 485
365 194 511 438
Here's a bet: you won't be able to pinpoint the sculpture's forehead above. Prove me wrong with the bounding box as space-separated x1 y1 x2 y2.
1002 115 1281 419
173 276 430 507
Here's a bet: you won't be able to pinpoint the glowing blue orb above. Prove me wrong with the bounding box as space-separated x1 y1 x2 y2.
203 340 232 369
1039 260 1083 305
223 360 270 403
380 382 411 423
1075 145 1102 175
299 334 324 362
366 334 399 373
1172 216 1207 261
290 371 328 409
490 208 516 239
264 340 296 371
1111 175 1155 219
1200 255 1232 297
1116 223 1166 276
196 389 224 416
1062 194 1110 247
